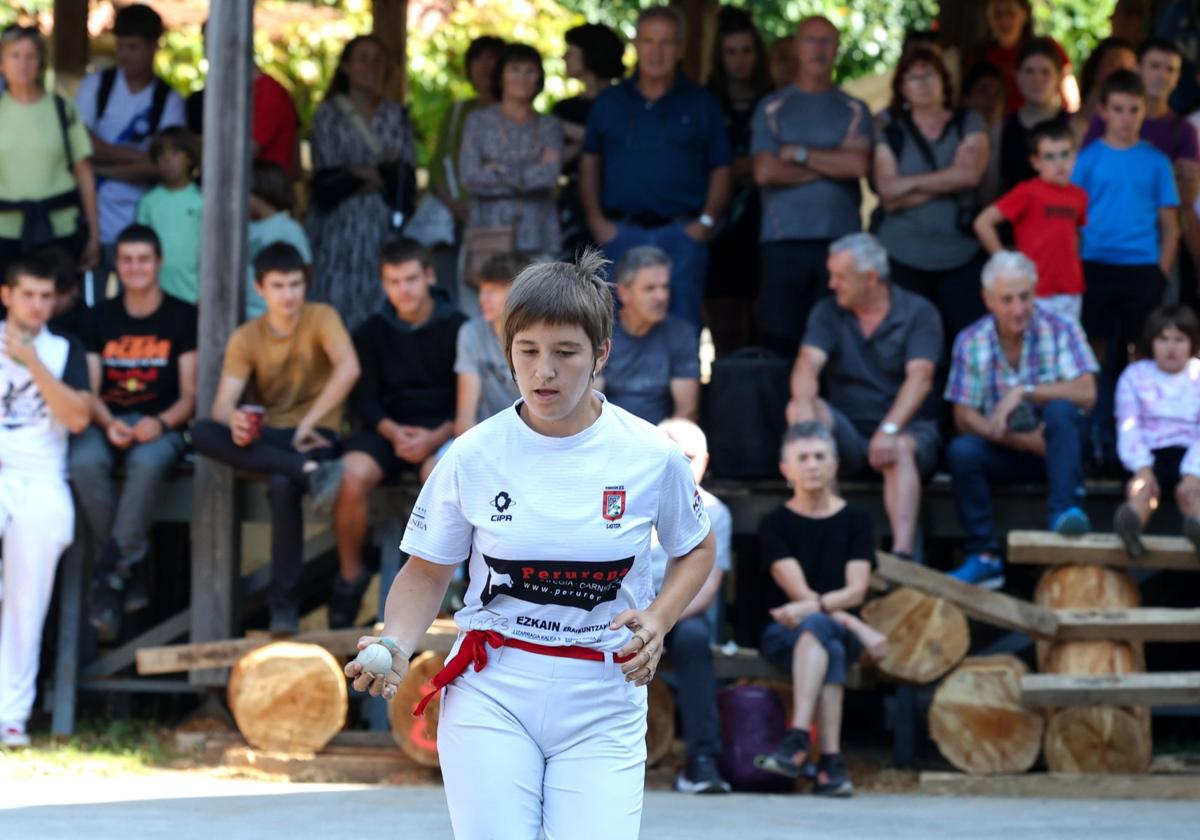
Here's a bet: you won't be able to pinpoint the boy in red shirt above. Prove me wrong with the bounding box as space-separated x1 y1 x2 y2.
974 120 1089 323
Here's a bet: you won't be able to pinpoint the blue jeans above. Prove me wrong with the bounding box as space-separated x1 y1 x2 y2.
665 613 721 760
760 614 861 686
946 399 1087 555
68 418 187 570
601 221 708 331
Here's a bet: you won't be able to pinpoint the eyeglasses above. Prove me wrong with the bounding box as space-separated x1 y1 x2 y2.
903 70 939 85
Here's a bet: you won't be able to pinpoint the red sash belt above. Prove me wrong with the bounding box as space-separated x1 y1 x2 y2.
412 629 635 717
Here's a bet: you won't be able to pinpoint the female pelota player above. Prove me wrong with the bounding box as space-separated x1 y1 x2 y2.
345 249 715 839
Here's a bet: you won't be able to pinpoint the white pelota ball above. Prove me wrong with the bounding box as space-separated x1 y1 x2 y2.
355 643 394 675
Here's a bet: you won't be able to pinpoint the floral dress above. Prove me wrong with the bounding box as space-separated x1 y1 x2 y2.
458 104 563 255
307 95 415 331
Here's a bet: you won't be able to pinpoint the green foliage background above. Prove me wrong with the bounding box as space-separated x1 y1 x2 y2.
2 0 1120 166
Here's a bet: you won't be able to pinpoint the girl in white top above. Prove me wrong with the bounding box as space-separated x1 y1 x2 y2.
346 249 715 840
1114 304 1200 557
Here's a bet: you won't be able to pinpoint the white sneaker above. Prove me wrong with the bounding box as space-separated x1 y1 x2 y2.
1 723 30 748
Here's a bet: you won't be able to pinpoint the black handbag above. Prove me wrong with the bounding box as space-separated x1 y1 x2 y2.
705 347 792 479
311 167 366 212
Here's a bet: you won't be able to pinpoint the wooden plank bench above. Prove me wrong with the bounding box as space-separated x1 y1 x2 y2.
1021 673 1200 707
50 469 418 736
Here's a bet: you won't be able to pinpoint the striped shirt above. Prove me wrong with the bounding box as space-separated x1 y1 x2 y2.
945 304 1098 421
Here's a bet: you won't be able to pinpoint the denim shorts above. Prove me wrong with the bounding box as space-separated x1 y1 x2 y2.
760 614 862 685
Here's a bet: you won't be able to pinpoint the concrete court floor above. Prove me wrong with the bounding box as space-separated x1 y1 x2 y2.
1 775 1199 840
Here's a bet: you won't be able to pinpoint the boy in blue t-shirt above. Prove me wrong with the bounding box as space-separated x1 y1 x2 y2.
1072 69 1179 356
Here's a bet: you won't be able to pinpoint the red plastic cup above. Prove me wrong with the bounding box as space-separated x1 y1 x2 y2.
240 404 265 443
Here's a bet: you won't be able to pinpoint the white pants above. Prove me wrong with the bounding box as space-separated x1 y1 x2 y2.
437 642 648 840
0 473 74 726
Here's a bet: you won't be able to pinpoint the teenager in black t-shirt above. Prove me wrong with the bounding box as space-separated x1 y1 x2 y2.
330 238 465 628
68 225 197 642
753 422 884 797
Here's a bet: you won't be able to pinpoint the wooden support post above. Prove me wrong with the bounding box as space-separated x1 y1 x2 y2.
50 533 86 736
191 0 254 686
1008 530 1200 571
875 551 1059 638
51 0 90 85
671 0 714 83
372 0 408 102
1022 672 1200 708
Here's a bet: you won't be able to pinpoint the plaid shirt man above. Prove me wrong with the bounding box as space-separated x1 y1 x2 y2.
945 303 1098 423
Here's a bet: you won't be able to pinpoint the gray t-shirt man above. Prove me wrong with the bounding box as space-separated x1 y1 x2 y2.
803 284 943 474
454 317 520 423
604 315 700 425
750 87 873 242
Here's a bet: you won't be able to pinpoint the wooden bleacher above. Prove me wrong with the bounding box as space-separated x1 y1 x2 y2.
48 469 1190 753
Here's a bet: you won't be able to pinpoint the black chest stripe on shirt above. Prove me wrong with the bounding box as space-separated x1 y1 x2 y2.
480 554 634 610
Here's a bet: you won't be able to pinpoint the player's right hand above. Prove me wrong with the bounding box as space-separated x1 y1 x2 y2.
344 635 409 701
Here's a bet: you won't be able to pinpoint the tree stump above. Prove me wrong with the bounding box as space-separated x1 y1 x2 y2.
388 651 677 768
928 655 1044 775
861 587 970 684
1043 706 1152 774
390 651 446 767
1035 565 1151 773
227 641 347 754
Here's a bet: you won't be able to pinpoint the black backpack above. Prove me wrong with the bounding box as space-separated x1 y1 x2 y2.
705 348 793 479
95 66 171 140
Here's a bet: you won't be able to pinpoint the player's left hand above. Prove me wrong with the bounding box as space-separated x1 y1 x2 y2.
612 608 669 686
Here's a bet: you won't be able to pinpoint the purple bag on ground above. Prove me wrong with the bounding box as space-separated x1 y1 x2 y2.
717 683 795 792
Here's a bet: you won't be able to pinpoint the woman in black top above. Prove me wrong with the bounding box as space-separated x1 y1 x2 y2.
754 422 882 797
553 24 625 256
704 7 773 354
991 38 1070 197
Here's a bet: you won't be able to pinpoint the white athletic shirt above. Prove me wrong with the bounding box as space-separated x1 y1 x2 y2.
401 393 711 652
0 324 85 479
75 69 185 244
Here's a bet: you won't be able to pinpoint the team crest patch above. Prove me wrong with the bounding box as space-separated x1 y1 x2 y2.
602 489 626 521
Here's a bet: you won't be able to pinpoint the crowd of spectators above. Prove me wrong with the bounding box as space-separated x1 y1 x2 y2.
4 0 1200 792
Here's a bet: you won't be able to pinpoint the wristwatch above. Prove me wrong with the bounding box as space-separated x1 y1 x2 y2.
698 213 716 229
792 145 810 165
880 421 900 435
1023 383 1036 399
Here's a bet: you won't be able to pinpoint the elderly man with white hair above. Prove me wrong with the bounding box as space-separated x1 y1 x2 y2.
944 250 1099 588
652 418 732 794
786 232 943 558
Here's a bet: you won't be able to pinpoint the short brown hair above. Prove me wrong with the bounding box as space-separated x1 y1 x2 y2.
149 126 199 168
1142 303 1200 357
1099 68 1145 104
476 252 533 286
502 248 613 373
890 46 953 116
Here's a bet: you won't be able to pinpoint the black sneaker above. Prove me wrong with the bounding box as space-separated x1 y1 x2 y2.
812 753 854 797
89 572 126 643
307 460 344 514
1113 503 1146 559
269 603 300 635
674 755 732 794
754 727 810 780
328 569 372 629
123 564 150 613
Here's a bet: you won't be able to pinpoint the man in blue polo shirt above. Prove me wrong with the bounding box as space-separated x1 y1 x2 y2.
580 5 732 332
